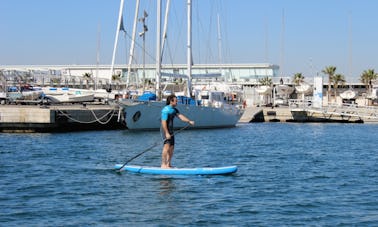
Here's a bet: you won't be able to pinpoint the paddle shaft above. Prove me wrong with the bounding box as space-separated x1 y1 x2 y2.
116 124 190 171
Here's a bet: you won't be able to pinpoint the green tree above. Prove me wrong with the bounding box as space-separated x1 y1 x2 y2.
360 69 377 95
330 73 346 99
322 66 336 103
82 72 92 89
292 73 305 85
258 76 272 86
50 78 61 85
112 74 121 82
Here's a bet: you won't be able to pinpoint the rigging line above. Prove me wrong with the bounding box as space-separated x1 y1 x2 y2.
123 30 156 63
169 1 185 63
165 39 175 67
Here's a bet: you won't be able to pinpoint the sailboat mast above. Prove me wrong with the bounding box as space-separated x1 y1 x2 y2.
110 0 125 84
217 13 223 81
96 23 101 91
155 0 162 100
186 0 192 97
126 0 140 88
161 0 171 61
280 8 285 78
348 11 352 81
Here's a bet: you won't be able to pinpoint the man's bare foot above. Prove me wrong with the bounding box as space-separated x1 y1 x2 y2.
161 165 171 169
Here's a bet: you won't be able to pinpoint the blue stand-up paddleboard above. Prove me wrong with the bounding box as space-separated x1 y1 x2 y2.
114 164 237 175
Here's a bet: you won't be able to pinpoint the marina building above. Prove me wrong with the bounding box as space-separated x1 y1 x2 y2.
0 63 280 86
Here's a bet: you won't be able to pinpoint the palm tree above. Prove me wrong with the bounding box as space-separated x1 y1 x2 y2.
322 66 336 103
330 73 346 99
360 69 377 95
111 74 121 82
112 73 122 90
292 73 305 85
258 76 273 86
50 78 61 86
82 72 92 89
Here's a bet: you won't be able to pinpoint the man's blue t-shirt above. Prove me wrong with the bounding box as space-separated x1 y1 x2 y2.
161 105 179 133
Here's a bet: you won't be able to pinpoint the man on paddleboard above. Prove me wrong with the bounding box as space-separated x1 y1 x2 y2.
161 94 194 168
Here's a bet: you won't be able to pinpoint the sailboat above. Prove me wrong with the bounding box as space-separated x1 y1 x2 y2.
118 0 243 130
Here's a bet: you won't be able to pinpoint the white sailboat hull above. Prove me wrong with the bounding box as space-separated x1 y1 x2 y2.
121 101 243 130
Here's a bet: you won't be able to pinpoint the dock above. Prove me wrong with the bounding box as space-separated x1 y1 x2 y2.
0 103 125 132
1 101 378 133
239 107 295 123
239 103 378 123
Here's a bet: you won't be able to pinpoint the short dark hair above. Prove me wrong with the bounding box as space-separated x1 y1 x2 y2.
166 94 177 105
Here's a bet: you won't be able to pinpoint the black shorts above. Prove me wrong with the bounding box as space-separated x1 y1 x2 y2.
163 135 175 145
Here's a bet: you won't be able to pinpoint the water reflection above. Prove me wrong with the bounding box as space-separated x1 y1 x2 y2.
159 177 176 195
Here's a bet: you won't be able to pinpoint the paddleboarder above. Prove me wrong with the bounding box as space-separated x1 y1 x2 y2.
161 94 194 168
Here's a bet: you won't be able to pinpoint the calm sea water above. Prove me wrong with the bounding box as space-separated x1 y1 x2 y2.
1 123 377 226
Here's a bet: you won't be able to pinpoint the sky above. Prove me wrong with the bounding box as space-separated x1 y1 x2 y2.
1 0 378 82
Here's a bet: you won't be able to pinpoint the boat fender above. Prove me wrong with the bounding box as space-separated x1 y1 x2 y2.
133 111 141 122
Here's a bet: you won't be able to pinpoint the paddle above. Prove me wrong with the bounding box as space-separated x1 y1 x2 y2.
115 124 191 171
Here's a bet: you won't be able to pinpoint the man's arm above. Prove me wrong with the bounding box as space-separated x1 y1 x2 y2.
177 114 195 125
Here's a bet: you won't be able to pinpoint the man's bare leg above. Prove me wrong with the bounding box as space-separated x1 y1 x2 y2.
161 144 171 168
167 145 174 167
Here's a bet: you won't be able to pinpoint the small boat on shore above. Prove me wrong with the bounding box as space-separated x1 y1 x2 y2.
6 85 43 102
42 87 94 103
255 85 272 95
276 84 294 95
295 83 312 94
340 89 358 100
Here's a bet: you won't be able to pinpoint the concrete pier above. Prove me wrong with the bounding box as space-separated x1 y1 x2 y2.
239 107 295 123
1 104 377 133
0 104 125 132
239 106 375 123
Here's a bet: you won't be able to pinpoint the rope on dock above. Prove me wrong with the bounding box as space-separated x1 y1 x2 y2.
89 108 116 124
56 107 117 124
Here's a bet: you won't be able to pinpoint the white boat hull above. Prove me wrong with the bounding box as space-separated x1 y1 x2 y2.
295 83 312 94
276 85 294 95
255 86 272 95
340 90 358 100
121 101 243 130
44 93 94 103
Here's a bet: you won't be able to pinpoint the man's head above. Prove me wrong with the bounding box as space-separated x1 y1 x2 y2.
166 94 177 106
